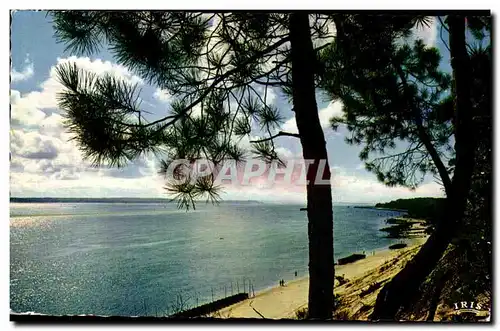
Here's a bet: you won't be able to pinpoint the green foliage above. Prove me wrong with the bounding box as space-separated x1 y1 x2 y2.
376 197 445 222
385 30 492 320
51 11 337 208
319 15 453 190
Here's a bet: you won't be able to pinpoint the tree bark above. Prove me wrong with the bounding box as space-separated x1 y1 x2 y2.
426 271 451 321
289 13 334 320
371 15 477 321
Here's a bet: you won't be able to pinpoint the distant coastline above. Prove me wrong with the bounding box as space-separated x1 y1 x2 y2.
353 205 408 212
9 197 264 204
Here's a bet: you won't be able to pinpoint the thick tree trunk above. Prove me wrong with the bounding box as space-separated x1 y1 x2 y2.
371 15 476 321
289 13 334 320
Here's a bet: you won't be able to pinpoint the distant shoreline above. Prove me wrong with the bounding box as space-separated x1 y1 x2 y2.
353 205 408 212
10 198 402 208
9 197 264 204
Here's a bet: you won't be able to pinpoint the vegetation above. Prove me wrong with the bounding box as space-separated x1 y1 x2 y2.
360 282 383 298
397 24 492 320
319 14 491 320
50 11 339 319
376 198 445 221
48 12 491 321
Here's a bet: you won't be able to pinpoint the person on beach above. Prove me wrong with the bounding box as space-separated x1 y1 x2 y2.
294 271 297 277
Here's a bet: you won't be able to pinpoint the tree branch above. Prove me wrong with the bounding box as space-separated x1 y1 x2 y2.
250 131 300 143
144 36 291 131
392 58 453 195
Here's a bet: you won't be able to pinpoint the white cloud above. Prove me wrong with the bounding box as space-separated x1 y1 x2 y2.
282 101 343 134
11 56 145 118
318 101 343 128
10 171 165 198
275 146 296 159
355 163 365 170
11 54 34 82
330 167 444 203
153 88 172 103
10 130 59 160
9 53 443 203
10 89 46 128
412 17 438 47
9 56 163 198
219 165 443 204
57 56 144 86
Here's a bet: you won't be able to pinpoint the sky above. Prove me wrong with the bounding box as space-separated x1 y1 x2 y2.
10 11 449 203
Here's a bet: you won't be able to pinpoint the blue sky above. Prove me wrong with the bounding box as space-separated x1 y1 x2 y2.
10 11 449 203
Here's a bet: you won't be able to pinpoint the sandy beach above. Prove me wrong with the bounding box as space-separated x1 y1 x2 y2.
212 231 428 320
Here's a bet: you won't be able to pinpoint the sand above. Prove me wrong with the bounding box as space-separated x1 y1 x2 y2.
212 235 428 319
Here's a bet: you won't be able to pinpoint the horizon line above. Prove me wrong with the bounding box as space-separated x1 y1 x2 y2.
9 196 389 205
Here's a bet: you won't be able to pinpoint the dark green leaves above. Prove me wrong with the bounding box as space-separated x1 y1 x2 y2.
55 62 157 167
319 15 452 189
52 11 105 55
251 140 284 166
50 11 328 209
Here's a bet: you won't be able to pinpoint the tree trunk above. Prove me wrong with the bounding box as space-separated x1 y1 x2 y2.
289 13 334 320
426 271 451 321
371 15 476 321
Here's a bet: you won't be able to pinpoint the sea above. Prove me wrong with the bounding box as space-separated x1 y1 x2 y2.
10 201 406 316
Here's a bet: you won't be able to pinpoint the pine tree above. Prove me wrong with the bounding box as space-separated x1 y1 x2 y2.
51 11 336 319
318 14 491 320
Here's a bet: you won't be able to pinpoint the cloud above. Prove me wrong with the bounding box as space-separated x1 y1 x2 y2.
219 165 444 204
11 54 34 82
57 56 144 86
9 56 159 196
102 153 158 179
153 88 172 103
10 171 166 198
10 90 46 128
330 167 444 203
412 17 438 47
10 158 25 173
11 56 145 122
282 101 343 134
11 130 54 159
9 53 442 203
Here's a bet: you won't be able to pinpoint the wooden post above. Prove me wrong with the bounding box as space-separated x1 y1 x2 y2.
211 287 214 302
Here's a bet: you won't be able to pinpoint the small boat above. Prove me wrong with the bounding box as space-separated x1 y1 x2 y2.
337 253 366 265
388 243 407 249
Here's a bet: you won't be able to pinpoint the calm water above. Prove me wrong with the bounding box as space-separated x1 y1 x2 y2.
10 201 405 316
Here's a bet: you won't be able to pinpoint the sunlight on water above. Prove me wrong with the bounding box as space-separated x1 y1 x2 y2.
10 202 405 316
